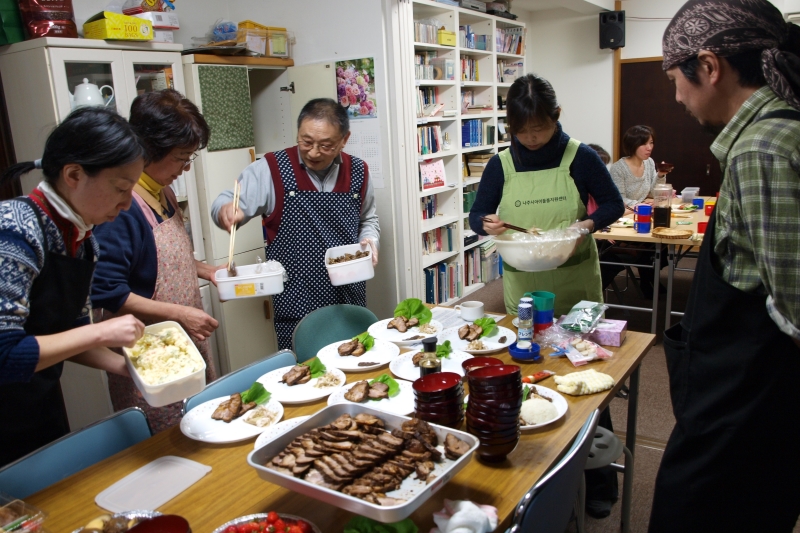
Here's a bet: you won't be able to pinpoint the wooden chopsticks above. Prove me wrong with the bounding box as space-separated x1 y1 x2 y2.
227 180 240 276
480 216 541 235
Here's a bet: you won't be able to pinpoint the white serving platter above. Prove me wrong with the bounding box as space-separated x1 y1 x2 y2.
367 318 444 346
438 325 516 354
327 378 415 416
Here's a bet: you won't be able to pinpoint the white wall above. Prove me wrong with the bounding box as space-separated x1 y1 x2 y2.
525 7 615 152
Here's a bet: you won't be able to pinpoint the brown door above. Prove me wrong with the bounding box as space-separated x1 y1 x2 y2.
0 73 21 200
619 60 722 196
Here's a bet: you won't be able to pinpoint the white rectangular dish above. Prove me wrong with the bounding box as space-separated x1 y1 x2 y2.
325 243 374 287
215 262 285 300
123 321 206 407
96 456 211 513
247 403 479 523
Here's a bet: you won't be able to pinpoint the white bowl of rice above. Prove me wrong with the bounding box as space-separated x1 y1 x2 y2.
123 321 206 407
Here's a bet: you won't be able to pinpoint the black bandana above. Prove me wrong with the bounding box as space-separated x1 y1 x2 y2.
662 0 800 110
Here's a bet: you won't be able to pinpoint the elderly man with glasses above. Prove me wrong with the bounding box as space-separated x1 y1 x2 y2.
212 98 380 349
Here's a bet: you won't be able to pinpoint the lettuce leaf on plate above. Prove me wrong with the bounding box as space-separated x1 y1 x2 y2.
369 373 400 398
352 331 375 352
241 382 271 404
393 298 432 325
436 340 452 359
522 384 531 402
302 357 327 379
474 317 497 338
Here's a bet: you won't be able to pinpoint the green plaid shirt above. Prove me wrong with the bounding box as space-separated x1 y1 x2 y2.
711 86 800 341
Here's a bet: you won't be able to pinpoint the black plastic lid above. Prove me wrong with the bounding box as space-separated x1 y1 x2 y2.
421 337 437 352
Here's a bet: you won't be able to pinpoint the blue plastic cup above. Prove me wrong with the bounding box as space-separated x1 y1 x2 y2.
533 309 554 324
634 221 652 234
692 198 705 209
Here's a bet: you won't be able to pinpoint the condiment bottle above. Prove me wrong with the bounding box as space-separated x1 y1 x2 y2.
419 336 441 377
422 337 437 353
653 183 672 228
517 303 533 349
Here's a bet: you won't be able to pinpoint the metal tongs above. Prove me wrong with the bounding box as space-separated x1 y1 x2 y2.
480 216 541 235
227 180 241 277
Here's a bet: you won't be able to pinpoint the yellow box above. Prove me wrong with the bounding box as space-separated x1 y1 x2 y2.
84 11 153 41
236 22 290 58
438 28 456 46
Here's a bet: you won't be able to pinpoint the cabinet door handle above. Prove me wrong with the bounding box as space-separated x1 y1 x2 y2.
264 299 271 320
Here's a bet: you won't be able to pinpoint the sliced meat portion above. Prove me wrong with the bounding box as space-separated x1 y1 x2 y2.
402 418 438 446
377 432 405 449
282 365 311 386
388 316 408 332
392 428 415 441
211 393 242 423
444 433 471 459
405 438 427 454
415 432 443 461
355 413 385 428
458 324 471 340
377 496 406 506
465 325 483 342
344 381 370 403
351 342 366 356
238 401 257 417
318 431 351 442
328 429 368 440
342 485 374 497
407 317 419 327
411 351 426 366
329 414 355 430
338 340 358 356
415 460 435 481
292 463 312 476
368 382 390 399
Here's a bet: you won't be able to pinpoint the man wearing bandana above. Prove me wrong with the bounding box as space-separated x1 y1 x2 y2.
651 1 800 531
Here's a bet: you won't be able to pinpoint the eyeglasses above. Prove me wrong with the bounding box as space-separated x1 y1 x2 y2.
297 138 342 155
173 152 199 168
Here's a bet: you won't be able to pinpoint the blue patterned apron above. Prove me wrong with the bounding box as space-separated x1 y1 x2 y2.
264 147 367 349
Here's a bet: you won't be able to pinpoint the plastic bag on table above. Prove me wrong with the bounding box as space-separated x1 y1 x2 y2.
535 325 613 366
560 300 608 333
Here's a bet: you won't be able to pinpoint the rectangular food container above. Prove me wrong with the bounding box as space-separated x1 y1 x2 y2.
0 494 47 533
122 321 206 408
247 404 479 523
215 262 285 300
325 243 374 287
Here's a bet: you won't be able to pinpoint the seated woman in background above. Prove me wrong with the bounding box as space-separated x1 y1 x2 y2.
609 125 669 213
91 89 220 433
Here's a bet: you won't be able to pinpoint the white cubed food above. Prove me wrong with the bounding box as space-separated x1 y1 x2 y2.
122 321 206 407
214 262 285 300
325 243 374 286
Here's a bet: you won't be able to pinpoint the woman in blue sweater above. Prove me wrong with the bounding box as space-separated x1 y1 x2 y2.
469 74 624 316
0 107 146 466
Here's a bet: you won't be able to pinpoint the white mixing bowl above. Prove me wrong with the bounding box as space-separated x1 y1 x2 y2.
494 229 581 272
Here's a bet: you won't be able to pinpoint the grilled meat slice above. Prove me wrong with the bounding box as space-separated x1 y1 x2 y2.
368 382 390 400
272 453 296 469
238 401 257 417
388 316 408 333
411 351 426 366
407 317 419 327
401 449 432 461
320 455 353 479
342 485 374 497
318 431 351 442
328 429 368 440
402 418 437 446
314 458 350 484
405 438 427 454
211 393 243 423
344 381 370 403
351 342 366 356
415 460 435 481
458 324 471 340
355 413 385 428
377 496 406 506
282 365 311 386
444 433 471 459
318 440 356 452
392 428 415 440
329 414 355 430
304 469 343 490
338 340 358 356
415 432 443 461
377 433 405 449
288 448 316 465
465 325 483 342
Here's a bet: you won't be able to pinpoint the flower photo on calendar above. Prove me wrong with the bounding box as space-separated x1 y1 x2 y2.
336 57 378 119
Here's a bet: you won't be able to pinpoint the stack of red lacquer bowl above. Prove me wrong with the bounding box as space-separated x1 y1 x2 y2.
465 364 522 462
412 372 464 429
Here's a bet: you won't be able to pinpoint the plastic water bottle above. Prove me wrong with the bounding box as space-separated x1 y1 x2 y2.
517 303 533 349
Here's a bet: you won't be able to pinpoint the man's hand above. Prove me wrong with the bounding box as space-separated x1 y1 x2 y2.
481 214 508 235
361 238 379 267
95 315 145 348
180 306 219 341
196 261 225 287
217 201 245 233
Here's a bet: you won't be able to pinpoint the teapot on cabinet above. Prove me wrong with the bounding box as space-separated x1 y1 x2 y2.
70 78 115 109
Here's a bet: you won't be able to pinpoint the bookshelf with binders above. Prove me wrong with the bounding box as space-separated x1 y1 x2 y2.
409 0 524 305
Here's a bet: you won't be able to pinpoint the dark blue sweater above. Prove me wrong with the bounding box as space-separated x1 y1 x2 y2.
468 124 624 235
91 199 173 313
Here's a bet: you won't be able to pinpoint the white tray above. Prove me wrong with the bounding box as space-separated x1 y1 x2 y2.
96 456 211 513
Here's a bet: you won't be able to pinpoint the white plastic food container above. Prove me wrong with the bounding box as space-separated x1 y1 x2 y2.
122 321 206 407
325 243 374 286
681 187 700 203
214 261 285 300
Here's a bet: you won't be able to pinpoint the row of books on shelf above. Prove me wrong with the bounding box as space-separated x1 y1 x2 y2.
425 260 463 305
460 26 489 50
421 195 440 219
496 27 526 55
497 60 523 83
461 57 479 81
462 119 495 147
464 240 502 287
422 222 457 255
417 124 444 155
464 152 491 178
414 21 439 44
415 53 457 81
463 189 478 212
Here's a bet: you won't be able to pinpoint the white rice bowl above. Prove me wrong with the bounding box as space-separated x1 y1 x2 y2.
520 398 559 426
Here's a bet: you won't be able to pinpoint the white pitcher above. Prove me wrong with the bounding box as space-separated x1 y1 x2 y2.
70 78 115 110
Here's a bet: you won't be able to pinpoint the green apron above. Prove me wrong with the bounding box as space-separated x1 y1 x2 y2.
498 138 603 316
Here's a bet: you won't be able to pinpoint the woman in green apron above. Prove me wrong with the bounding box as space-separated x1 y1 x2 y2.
469 74 624 317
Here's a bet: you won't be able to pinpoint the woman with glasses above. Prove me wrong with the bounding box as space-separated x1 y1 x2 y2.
212 98 380 349
91 89 219 432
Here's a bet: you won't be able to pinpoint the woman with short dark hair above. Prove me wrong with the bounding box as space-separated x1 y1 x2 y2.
91 89 220 432
0 107 146 465
609 125 669 211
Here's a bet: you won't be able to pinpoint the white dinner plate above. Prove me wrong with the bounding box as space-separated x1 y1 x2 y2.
253 415 311 450
438 325 516 354
257 366 346 404
316 338 400 372
367 318 444 346
519 386 569 430
180 396 284 443
389 349 473 382
672 204 699 212
326 378 415 416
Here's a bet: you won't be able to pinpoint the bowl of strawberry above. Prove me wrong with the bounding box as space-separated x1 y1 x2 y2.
214 512 320 533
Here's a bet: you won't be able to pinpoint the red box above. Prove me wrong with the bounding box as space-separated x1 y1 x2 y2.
705 203 715 216
698 221 708 234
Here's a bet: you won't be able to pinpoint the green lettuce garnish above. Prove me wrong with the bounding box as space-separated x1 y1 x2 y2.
393 298 432 325
369 373 400 399
436 340 452 359
240 382 271 404
302 357 327 379
352 331 375 352
474 317 498 338
522 384 531 402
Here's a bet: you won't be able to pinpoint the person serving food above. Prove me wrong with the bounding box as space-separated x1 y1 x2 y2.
212 98 380 349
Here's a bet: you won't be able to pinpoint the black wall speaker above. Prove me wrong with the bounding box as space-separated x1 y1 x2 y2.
599 10 625 50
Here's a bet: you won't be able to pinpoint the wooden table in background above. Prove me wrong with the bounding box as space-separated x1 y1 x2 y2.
27 314 655 533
